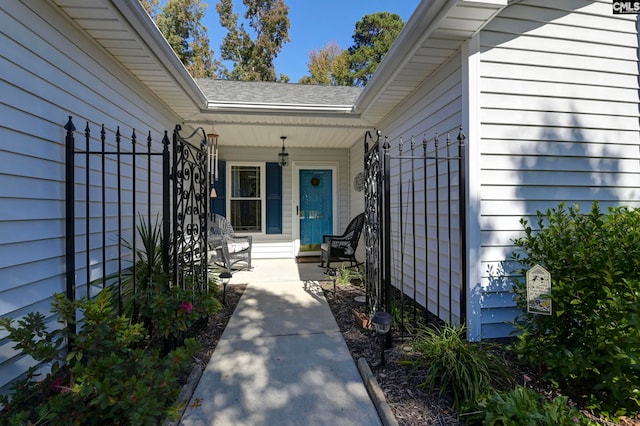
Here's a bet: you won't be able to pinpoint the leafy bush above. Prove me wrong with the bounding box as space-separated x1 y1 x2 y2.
119 216 221 347
0 289 200 425
511 202 640 417
468 385 595 425
405 324 513 410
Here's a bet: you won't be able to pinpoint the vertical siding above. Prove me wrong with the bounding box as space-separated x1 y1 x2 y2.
378 53 464 326
476 0 640 338
216 145 351 258
0 1 182 390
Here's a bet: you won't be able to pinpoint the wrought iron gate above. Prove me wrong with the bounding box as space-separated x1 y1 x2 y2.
171 125 209 294
64 118 209 324
364 127 467 336
363 130 385 314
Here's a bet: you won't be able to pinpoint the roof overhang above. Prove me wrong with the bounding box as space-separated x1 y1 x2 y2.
52 0 508 151
355 0 508 124
52 0 207 119
53 0 371 149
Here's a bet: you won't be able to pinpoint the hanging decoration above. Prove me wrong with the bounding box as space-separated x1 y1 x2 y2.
207 129 219 198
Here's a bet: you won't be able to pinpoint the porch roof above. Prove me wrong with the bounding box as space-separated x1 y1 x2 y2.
53 0 507 149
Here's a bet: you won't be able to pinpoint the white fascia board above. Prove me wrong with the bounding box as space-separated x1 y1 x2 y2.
111 0 208 109
354 0 508 116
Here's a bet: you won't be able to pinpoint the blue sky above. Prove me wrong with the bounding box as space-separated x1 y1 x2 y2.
202 1 420 82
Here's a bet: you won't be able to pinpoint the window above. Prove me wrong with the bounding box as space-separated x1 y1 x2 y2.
229 164 264 232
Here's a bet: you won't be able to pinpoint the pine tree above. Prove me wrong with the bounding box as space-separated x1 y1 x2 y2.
348 12 405 86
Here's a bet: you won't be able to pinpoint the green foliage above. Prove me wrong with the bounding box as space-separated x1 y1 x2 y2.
348 12 405 86
300 42 353 86
405 324 513 410
0 289 200 425
216 0 290 81
467 385 595 425
118 216 221 346
151 0 217 77
336 264 360 285
390 299 423 334
511 202 640 417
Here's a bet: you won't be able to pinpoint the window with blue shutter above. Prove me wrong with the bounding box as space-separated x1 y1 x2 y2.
210 160 282 234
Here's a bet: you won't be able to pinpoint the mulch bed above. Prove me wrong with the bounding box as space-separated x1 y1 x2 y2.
183 280 637 425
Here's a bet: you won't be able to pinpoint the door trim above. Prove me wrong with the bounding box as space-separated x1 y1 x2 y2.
292 161 338 257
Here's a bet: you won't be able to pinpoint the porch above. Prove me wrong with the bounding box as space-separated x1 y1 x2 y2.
213 258 328 285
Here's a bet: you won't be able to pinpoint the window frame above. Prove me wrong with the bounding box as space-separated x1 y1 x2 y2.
226 162 266 234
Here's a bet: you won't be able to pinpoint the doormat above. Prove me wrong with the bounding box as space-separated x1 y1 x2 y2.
295 256 321 264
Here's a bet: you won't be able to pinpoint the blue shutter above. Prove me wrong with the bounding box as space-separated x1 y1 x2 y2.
210 160 226 216
265 162 282 234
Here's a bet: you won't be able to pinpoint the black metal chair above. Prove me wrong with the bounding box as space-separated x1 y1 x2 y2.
319 213 365 270
208 213 252 273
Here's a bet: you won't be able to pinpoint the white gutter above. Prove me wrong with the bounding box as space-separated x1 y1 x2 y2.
111 0 209 109
206 102 355 113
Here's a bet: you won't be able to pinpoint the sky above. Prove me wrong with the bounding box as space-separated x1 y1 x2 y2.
201 1 421 82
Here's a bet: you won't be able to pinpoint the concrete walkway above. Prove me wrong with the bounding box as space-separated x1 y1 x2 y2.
179 259 382 426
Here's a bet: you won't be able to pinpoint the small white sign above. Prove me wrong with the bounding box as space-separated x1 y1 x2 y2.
526 264 552 315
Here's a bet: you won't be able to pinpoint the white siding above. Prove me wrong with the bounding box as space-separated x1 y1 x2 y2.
0 1 182 390
349 141 366 263
378 53 464 326
217 145 351 258
475 0 640 338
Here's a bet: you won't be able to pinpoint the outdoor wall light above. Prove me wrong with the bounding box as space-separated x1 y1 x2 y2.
371 311 393 366
219 271 232 305
278 136 289 167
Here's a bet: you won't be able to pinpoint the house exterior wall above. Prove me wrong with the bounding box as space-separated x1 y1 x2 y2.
0 1 183 390
469 0 640 339
376 52 465 327
216 145 351 258
373 0 639 341
349 141 366 263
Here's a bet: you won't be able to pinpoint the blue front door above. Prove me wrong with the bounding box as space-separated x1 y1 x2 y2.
299 169 332 252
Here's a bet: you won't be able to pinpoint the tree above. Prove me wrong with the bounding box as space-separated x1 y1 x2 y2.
143 0 216 78
216 0 290 81
139 0 160 18
348 12 404 86
299 42 352 86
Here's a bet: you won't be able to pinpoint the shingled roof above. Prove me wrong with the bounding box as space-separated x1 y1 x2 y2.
195 79 362 108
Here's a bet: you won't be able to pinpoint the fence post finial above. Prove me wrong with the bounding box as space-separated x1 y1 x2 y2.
457 127 466 145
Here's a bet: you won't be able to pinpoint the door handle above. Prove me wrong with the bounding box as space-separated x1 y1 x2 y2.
296 205 299 215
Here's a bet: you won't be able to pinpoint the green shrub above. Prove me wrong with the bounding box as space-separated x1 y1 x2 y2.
119 216 221 347
467 385 595 425
404 324 513 410
511 202 640 417
0 289 199 425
